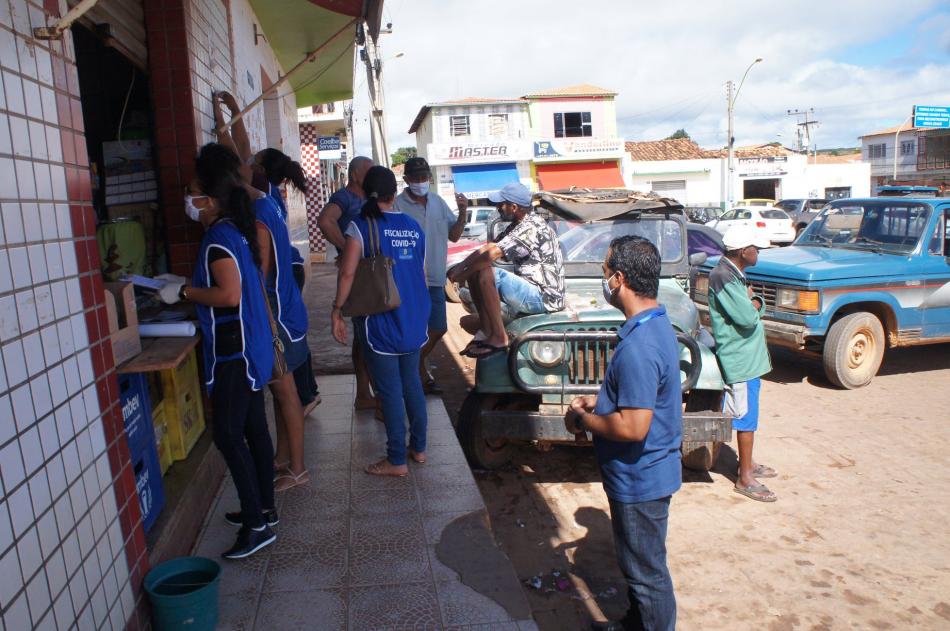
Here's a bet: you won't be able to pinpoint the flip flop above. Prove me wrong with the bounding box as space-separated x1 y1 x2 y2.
752 464 778 478
458 340 489 356
274 469 310 492
464 343 508 358
364 460 408 477
734 483 777 502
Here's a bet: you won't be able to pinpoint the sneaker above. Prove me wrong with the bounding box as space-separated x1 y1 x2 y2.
224 509 279 528
221 525 276 560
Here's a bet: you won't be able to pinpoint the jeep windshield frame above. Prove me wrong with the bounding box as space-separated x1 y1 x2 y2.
558 215 688 278
797 200 933 255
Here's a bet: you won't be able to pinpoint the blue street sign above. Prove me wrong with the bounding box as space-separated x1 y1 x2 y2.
913 105 950 129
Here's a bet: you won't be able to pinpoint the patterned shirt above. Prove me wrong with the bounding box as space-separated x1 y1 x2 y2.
496 211 566 312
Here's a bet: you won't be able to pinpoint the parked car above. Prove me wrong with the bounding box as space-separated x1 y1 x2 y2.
692 196 950 389
708 206 796 245
775 198 829 236
461 206 499 241
735 198 776 207
685 206 725 224
455 189 731 471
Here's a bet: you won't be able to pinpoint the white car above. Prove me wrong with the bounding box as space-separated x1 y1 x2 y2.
461 206 499 242
709 206 796 245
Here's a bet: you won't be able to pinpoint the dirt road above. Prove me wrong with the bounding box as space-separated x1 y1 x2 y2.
428 302 950 630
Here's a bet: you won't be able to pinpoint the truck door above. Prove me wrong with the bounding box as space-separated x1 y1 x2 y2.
922 206 950 338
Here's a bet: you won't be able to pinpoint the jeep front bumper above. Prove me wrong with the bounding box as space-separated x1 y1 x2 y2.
696 303 810 351
480 410 732 443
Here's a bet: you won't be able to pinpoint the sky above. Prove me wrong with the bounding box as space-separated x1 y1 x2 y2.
348 0 950 157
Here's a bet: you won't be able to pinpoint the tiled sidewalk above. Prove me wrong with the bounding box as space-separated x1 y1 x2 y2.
191 375 536 631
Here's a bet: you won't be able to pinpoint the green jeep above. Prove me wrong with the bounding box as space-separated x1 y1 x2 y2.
454 190 731 471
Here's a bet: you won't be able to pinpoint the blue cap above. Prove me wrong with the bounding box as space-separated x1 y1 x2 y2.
488 182 532 207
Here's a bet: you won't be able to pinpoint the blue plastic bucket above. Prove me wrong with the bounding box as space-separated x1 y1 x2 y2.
144 556 221 630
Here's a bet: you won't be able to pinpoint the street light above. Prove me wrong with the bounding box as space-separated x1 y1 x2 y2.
727 57 763 207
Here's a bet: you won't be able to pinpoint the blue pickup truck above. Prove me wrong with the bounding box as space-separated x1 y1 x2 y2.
692 196 950 388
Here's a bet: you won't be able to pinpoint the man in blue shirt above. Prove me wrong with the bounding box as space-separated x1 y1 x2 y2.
565 236 681 631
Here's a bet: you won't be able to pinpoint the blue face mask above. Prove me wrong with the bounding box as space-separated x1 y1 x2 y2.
602 273 618 305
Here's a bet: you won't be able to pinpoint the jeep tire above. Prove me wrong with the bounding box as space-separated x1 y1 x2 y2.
822 312 885 389
457 393 513 470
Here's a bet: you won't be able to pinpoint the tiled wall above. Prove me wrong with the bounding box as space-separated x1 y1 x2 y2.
0 1 145 629
299 123 329 259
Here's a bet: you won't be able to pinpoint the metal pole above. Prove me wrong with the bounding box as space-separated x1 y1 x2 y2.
893 114 912 182
362 33 391 168
727 80 734 207
33 0 100 39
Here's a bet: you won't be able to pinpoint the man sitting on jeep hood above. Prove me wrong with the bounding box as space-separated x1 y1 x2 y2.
448 182 565 358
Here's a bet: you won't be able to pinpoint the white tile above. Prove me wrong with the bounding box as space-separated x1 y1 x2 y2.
9 246 30 289
14 159 35 199
34 283 53 326
37 413 59 461
57 320 74 357
90 582 107 629
30 373 52 419
0 294 17 340
40 324 60 365
39 204 56 241
46 548 66 600
46 454 66 501
53 589 74 631
107 523 122 562
21 202 39 242
9 1 30 36
0 28 18 73
9 113 30 157
0 500 12 554
75 513 93 559
0 1 9 27
1 202 24 244
88 423 106 459
60 241 77 277
0 113 10 156
29 468 51 518
77 349 93 386
90 499 106 542
65 276 82 315
0 354 5 392
83 468 99 509
0 547 23 609
0 156 16 198
7 482 33 536
35 502 58 559
95 456 110 501
61 356 79 396
34 161 51 200
10 380 34 431
50 280 68 320
67 395 86 435
17 525 41 579
48 364 66 407
71 313 88 350
0 249 11 293
75 427 93 469
0 395 12 444
55 204 70 239
2 339 26 386
68 578 87 622
35 44 52 86
61 440 80 482
61 530 80 580
40 88 57 127
22 330 43 376
5 592 32 631
20 425 43 474
2 70 24 115
53 494 73 541
49 164 66 201
0 437 26 494
26 569 50 626
44 242 63 280
20 79 39 119
67 482 86 532
28 120 46 160
14 36 34 77
15 288 37 333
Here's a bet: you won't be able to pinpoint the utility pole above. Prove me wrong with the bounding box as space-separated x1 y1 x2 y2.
726 80 735 208
359 23 391 168
787 109 819 161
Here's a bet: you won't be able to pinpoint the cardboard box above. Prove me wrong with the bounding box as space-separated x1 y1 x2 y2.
104 281 141 367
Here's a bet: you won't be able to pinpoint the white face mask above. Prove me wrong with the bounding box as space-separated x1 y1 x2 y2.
408 181 429 197
602 273 619 305
184 195 206 222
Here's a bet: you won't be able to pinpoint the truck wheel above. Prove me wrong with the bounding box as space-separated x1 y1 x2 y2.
445 279 461 303
457 393 513 470
682 390 723 472
822 312 885 389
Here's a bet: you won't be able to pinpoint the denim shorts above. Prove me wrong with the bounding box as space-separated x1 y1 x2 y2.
269 295 308 372
428 286 447 333
493 268 545 315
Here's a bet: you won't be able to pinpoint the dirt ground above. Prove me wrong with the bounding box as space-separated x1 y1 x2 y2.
428 302 950 631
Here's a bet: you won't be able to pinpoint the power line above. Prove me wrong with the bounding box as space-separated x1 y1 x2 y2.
616 88 719 121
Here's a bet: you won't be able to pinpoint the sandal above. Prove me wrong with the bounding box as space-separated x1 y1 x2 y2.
364 459 408 477
464 343 508 358
303 396 322 417
274 469 310 492
409 450 426 464
458 340 489 356
734 483 777 502
752 463 777 478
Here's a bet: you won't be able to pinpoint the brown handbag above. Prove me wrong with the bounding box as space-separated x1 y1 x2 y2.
341 215 402 317
258 274 289 383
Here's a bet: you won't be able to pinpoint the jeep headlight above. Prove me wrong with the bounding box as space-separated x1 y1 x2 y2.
775 288 820 313
529 341 567 368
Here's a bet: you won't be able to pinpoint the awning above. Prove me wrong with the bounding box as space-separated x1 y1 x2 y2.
249 0 370 106
536 162 625 190
452 163 520 197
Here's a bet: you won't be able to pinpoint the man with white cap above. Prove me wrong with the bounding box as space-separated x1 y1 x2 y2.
448 182 565 358
708 224 777 502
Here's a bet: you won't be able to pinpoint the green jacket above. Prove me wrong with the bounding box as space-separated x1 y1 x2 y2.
707 257 772 384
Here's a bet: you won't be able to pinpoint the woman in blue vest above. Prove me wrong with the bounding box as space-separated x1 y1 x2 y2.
331 166 431 477
197 143 311 492
158 147 276 559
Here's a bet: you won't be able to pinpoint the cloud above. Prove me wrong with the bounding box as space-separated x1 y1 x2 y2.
349 0 950 157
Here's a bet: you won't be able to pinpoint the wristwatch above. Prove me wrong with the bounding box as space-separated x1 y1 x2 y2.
178 285 188 301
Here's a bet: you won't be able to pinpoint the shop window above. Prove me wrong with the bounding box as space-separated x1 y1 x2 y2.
554 112 592 138
488 114 508 137
450 115 470 137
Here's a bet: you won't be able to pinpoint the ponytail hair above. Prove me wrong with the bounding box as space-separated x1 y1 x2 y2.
259 148 307 193
360 165 397 221
196 142 262 268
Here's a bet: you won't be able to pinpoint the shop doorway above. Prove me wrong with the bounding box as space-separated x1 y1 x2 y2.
743 178 780 200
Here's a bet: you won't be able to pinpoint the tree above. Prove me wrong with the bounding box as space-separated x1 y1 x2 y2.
665 129 690 140
391 146 417 166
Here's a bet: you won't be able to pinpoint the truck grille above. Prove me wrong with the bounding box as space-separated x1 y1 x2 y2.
567 328 618 385
748 281 777 309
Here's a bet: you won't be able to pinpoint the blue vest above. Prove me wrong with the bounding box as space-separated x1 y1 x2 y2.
268 183 304 265
351 212 430 354
193 220 274 392
255 195 309 341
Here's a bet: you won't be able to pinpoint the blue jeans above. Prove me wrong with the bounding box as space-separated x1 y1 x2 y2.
357 328 428 466
608 497 676 631
428 286 447 332
493 268 546 315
